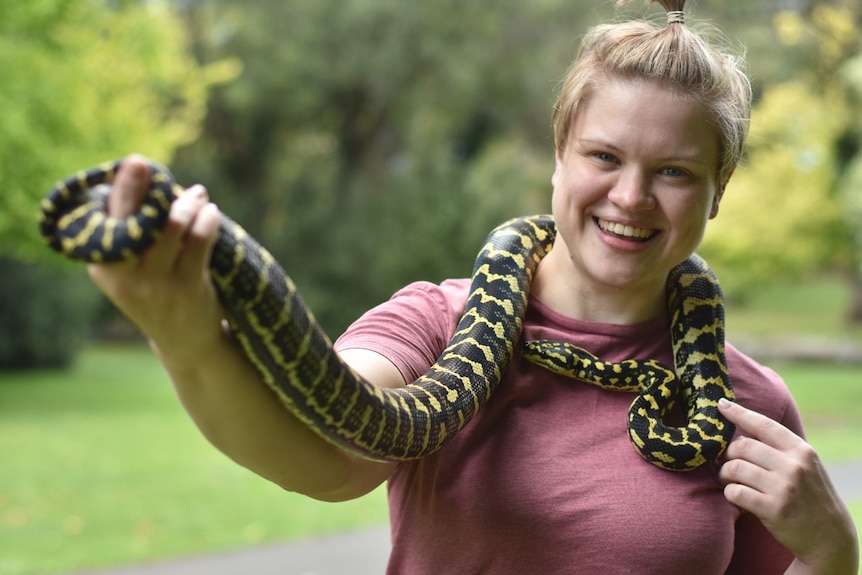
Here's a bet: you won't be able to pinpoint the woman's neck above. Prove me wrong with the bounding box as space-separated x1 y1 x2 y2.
530 248 667 325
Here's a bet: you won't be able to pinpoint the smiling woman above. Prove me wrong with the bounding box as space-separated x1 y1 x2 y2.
538 77 722 323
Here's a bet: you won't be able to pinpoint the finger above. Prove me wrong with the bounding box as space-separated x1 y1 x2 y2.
719 449 777 493
718 398 801 452
722 481 774 518
108 154 152 218
175 202 222 281
723 433 784 472
140 185 210 276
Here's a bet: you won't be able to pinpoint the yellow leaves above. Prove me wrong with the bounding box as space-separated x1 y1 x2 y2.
700 3 862 298
774 11 805 46
701 79 847 295
3 0 235 255
48 2 207 163
774 5 859 70
812 4 857 65
748 81 849 154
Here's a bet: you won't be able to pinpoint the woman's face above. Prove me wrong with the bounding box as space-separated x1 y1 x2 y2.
550 76 722 302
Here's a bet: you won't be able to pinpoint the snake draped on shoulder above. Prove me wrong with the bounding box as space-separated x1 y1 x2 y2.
39 159 735 471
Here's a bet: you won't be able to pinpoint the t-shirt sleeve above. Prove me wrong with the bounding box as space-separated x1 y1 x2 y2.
723 343 806 571
333 280 468 383
726 342 806 438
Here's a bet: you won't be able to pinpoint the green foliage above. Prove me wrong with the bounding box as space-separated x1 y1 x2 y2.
0 0 229 368
0 259 99 368
0 0 211 259
838 53 862 287
168 0 839 329
701 3 862 303
700 81 848 299
171 0 596 333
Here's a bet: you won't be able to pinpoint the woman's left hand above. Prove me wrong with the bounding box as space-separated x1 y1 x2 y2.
717 398 859 574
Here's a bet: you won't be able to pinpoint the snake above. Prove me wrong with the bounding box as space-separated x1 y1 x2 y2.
39 159 735 471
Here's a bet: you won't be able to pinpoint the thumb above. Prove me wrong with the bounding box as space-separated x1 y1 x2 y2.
109 154 152 218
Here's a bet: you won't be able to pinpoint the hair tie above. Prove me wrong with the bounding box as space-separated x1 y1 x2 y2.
667 10 685 25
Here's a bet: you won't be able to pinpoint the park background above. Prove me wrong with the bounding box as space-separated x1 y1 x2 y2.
1 0 861 573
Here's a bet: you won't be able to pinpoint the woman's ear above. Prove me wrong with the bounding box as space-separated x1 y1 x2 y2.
711 167 735 219
552 149 564 189
709 191 722 219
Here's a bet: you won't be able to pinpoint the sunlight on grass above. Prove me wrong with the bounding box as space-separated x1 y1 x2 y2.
0 346 387 575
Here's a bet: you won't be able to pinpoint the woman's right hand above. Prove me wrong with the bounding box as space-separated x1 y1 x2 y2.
86 154 399 500
86 154 224 365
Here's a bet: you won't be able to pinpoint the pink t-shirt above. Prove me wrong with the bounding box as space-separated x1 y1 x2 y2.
334 279 802 574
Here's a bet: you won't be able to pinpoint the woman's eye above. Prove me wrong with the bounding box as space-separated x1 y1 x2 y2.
661 167 688 178
593 152 617 163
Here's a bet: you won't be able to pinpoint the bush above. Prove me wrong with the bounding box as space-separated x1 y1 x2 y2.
0 258 100 369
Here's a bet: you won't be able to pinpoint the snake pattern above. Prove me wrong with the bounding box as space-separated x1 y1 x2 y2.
522 254 735 470
39 159 735 470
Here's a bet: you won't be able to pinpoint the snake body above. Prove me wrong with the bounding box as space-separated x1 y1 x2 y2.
522 255 734 470
39 159 735 470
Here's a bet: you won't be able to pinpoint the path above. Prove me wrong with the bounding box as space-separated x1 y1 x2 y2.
71 527 391 575
69 460 861 575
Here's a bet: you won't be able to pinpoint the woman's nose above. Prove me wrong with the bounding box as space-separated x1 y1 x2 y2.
607 168 656 212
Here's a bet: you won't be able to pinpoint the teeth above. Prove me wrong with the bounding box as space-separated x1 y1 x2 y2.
598 218 654 240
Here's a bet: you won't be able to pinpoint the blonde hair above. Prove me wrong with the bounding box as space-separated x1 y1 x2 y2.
552 0 752 186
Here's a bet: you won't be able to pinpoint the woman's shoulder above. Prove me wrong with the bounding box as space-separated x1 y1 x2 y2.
334 278 470 382
724 342 804 436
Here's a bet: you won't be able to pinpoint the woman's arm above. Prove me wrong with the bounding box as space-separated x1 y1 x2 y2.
88 155 400 501
718 399 859 574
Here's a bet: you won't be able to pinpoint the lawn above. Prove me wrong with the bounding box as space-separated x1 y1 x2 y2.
0 346 388 575
772 362 862 462
1 276 861 575
725 275 862 342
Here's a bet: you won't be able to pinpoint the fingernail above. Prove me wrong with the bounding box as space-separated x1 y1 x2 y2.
187 185 207 199
127 155 149 179
718 398 732 408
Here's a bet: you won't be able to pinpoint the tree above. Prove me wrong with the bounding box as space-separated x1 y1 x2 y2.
170 0 603 334
700 1 862 319
699 80 848 299
0 0 218 368
837 52 862 321
167 0 843 329
0 0 214 259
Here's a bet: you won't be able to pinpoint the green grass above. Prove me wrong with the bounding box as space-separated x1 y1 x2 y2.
771 362 862 463
726 276 862 341
0 346 388 575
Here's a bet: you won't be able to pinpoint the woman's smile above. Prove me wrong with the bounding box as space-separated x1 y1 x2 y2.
594 217 659 242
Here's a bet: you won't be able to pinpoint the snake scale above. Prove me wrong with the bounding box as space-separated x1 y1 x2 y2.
39 159 735 471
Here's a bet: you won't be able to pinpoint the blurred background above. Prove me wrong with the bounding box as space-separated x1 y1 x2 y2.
1 1 860 574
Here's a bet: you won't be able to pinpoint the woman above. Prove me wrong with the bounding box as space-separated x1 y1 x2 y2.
89 0 858 572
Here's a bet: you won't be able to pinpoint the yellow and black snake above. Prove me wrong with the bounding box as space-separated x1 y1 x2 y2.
39 159 735 471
